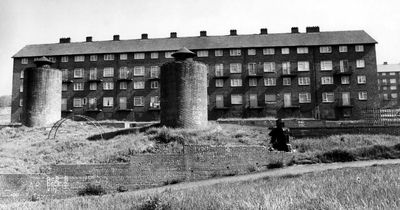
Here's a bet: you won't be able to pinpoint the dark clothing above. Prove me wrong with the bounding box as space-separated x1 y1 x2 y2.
269 127 290 152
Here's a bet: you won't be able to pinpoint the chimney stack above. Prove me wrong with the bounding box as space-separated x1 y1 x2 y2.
170 32 177 38
86 36 92 42
291 27 299 33
200 31 207 37
141 33 148 39
383 62 388 65
306 26 320 33
59 37 71 43
260 28 268 35
230 29 237 36
113 35 120 41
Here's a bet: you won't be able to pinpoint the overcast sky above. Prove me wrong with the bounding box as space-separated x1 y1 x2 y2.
0 0 399 96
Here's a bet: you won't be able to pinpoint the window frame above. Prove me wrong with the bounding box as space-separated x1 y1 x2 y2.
299 92 311 103
231 94 243 105
103 97 114 107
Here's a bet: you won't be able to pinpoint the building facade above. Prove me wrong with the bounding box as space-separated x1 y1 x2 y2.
11 27 379 122
377 63 400 108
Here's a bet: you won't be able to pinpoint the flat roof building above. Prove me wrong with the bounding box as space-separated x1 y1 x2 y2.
377 62 400 108
11 27 379 122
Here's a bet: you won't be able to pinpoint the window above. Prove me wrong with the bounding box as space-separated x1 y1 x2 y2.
322 92 334 103
150 81 159 89
248 49 256 55
358 91 367 100
265 94 276 104
249 94 258 108
320 61 333 71
357 75 366 84
134 96 144 106
120 54 128 60
134 66 145 76
90 55 97 61
150 96 160 108
339 46 348 53
215 50 223 56
62 84 68 91
118 97 127 110
383 86 388 90
134 81 145 89
74 68 84 78
390 79 397 84
297 61 310 71
339 60 349 72
88 68 97 80
283 78 291 86
20 70 24 79
264 78 276 86
281 48 289 54
320 46 332 53
230 63 242 73
321 76 334 85
134 53 145 59
216 95 224 108
74 55 84 62
150 66 159 78
120 81 127 90
248 63 257 75
263 48 275 55
298 77 310 85
390 85 397 90
230 49 241 56
215 64 224 76
355 45 364 52
104 54 114 60
282 62 291 75
90 82 97 91
382 73 387 76
103 67 114 77
230 79 242 87
61 56 68 62
197 50 208 57
297 47 308 54
103 82 114 90
341 76 350 84
299 93 311 103
73 82 84 91
19 98 23 107
356 60 365 68
231 94 242 105
103 97 114 107
389 72 396 76
88 98 97 110
19 83 23 92
151 52 159 59
263 62 276 72
215 79 224 87
165 51 174 58
73 98 82 107
21 58 28 64
61 98 67 111
383 93 389 100
249 78 257 87
391 93 398 99
119 67 129 79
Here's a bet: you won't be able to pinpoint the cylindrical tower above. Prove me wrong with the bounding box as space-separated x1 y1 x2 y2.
22 57 62 127
160 47 208 128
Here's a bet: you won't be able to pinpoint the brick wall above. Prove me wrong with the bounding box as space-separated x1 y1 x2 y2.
0 145 294 203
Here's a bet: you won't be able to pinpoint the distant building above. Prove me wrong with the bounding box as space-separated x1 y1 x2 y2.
11 27 379 122
377 62 400 108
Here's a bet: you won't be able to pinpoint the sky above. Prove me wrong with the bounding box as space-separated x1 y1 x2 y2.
0 0 399 96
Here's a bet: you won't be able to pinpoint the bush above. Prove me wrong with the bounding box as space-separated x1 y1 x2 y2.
151 126 184 144
163 179 183 186
355 144 400 160
138 195 171 210
267 160 284 169
77 183 106 196
317 149 356 163
117 185 128 192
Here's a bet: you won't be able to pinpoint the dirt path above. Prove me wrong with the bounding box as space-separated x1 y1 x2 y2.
126 159 400 196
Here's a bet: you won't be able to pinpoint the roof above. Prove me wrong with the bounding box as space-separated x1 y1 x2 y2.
377 64 400 72
13 30 377 58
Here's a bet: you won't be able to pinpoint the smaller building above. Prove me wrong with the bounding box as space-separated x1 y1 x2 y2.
377 62 400 108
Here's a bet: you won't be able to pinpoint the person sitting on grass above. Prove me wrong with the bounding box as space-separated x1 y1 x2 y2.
269 119 291 152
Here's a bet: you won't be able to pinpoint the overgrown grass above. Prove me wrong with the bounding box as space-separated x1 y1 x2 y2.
4 164 400 209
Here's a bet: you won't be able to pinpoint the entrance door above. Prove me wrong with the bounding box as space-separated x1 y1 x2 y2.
216 95 224 108
119 97 127 110
283 93 292 107
249 94 258 108
342 92 350 106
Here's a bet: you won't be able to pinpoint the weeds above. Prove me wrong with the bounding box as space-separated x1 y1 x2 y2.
77 183 106 196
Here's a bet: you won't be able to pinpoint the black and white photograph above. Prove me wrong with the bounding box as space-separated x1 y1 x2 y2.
0 0 400 209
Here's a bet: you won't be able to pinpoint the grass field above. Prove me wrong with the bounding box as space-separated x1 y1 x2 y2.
0 107 10 125
3 164 399 210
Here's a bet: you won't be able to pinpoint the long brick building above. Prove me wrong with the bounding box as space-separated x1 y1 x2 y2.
11 27 379 122
377 62 400 108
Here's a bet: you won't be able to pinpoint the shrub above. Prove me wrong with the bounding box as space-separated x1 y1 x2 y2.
138 195 171 210
77 183 106 196
267 160 284 169
117 185 128 192
317 149 356 163
247 165 257 173
163 179 183 186
152 126 184 144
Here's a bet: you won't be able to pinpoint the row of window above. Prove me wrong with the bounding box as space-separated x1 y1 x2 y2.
64 96 160 109
61 66 159 79
379 85 398 91
378 78 397 85
61 80 159 91
19 45 366 64
382 93 398 100
379 72 397 76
